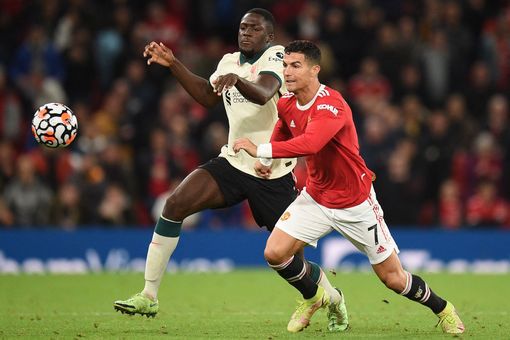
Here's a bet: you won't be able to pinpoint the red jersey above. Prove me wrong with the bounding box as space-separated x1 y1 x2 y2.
270 85 374 208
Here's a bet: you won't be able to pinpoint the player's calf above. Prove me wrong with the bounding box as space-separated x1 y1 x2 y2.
398 271 447 314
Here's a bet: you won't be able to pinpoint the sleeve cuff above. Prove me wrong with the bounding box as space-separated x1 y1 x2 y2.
257 143 273 158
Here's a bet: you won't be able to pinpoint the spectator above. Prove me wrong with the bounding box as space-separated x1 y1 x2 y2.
442 0 473 93
418 110 455 204
0 197 14 226
371 23 407 86
0 140 16 192
393 63 426 103
288 0 322 41
0 1 509 228
9 24 65 104
3 155 53 226
445 93 478 150
0 66 23 144
98 183 134 226
375 141 423 226
465 61 496 122
52 181 82 229
420 29 451 106
62 25 96 103
484 94 509 148
140 1 185 53
348 56 392 112
466 180 508 228
437 179 463 229
481 9 510 90
469 132 503 189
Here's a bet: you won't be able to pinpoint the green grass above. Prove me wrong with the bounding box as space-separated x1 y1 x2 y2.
0 271 508 339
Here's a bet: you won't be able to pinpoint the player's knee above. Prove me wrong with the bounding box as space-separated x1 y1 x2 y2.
264 245 288 265
379 271 407 293
162 193 187 221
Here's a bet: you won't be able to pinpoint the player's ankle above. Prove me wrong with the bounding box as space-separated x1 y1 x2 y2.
141 291 156 301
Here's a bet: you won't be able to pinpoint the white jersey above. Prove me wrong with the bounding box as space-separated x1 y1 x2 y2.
209 45 296 178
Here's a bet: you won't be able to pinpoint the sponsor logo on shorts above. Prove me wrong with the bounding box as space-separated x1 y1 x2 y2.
280 211 291 221
376 245 386 254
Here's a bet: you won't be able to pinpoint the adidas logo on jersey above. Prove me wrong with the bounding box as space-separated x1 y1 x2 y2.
290 120 296 128
317 103 338 115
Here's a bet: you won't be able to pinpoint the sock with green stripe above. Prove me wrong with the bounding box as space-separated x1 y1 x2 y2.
142 216 182 300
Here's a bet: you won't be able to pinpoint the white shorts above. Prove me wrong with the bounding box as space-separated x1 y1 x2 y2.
275 186 399 265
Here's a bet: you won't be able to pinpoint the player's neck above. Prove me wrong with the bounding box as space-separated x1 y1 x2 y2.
295 81 322 106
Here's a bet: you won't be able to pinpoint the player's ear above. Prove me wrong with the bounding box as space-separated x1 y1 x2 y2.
312 64 321 76
266 33 274 43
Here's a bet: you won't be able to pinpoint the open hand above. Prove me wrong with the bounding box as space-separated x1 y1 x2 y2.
211 73 239 96
143 41 175 67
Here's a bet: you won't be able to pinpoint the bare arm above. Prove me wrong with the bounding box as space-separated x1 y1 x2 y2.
233 139 272 179
213 73 281 105
144 42 221 108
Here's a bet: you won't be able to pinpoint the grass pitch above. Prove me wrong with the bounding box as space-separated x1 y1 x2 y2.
0 270 508 339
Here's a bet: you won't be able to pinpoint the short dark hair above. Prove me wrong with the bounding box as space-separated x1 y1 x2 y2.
246 8 275 33
284 40 321 64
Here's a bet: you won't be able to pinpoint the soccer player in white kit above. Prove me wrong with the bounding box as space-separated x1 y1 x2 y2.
114 9 344 331
234 40 465 334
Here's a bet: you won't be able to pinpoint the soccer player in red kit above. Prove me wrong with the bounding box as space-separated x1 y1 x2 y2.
234 40 465 334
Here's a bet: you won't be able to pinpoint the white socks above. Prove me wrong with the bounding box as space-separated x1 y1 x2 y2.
318 269 342 304
141 232 179 300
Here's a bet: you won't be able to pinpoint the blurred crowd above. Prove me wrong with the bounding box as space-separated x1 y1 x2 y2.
0 0 509 229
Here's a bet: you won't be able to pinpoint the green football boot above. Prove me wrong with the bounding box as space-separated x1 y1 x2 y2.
114 293 159 318
436 301 465 334
287 286 329 333
327 288 349 332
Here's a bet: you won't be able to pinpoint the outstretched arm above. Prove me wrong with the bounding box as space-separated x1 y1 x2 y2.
235 113 344 159
144 41 221 108
269 115 344 158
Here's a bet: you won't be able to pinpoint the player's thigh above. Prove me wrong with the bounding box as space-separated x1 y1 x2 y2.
197 157 246 207
163 168 226 217
274 190 333 247
332 187 399 265
246 172 297 230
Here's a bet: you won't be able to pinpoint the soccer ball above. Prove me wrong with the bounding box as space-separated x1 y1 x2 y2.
32 103 78 148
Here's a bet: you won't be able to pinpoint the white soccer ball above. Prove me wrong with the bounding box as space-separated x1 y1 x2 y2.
32 103 78 148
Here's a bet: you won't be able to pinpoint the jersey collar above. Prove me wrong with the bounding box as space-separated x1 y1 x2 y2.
239 45 270 65
296 84 326 111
